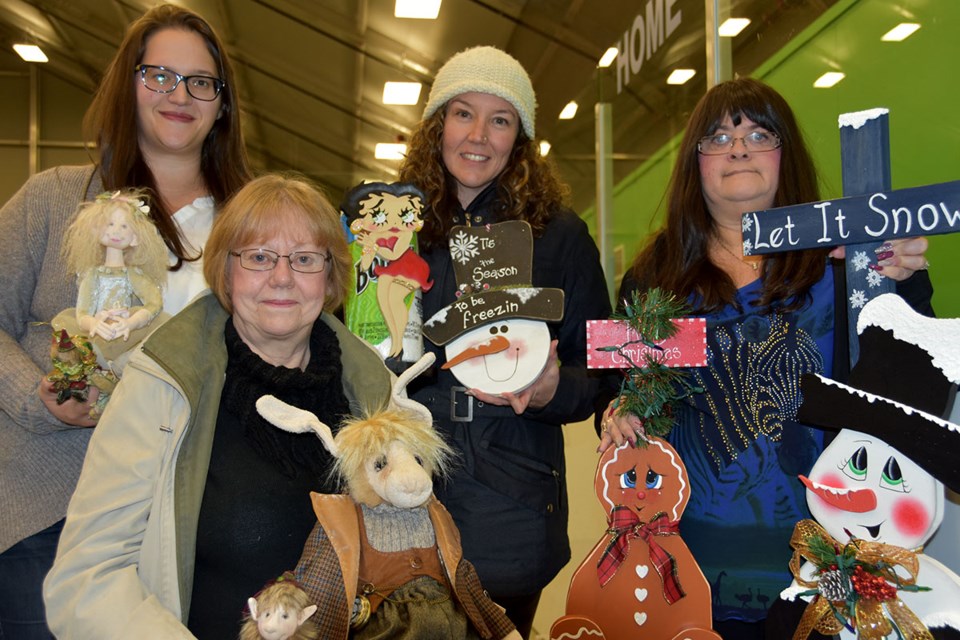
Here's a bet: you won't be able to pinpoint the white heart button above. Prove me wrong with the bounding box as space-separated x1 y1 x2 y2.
635 588 648 602
636 564 649 579
634 612 648 626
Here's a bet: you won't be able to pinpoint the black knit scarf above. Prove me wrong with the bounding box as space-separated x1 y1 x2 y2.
221 317 350 481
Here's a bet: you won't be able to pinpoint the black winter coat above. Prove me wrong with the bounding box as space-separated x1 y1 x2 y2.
410 182 612 596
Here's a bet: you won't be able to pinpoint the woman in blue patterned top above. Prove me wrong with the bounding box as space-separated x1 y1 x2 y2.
600 78 933 639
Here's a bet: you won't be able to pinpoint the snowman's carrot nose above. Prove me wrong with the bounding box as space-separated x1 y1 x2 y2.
442 334 510 369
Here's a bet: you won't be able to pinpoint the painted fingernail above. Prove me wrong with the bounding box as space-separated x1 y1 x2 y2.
868 264 884 272
875 250 894 261
876 242 893 252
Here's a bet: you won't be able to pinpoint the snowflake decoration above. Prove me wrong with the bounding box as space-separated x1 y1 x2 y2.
742 215 753 233
849 289 868 309
866 269 885 288
449 230 479 265
850 250 871 271
743 239 754 256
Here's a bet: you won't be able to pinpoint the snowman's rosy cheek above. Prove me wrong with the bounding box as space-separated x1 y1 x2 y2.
891 496 931 540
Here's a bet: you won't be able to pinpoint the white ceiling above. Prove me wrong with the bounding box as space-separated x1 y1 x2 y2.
0 0 836 213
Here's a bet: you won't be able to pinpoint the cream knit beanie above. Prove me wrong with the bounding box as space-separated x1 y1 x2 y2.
423 46 537 139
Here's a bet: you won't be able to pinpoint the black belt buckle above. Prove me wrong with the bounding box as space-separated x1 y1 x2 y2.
450 386 473 422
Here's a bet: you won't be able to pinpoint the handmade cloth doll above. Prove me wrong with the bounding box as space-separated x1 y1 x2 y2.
770 293 960 640
240 574 319 640
53 189 168 372
254 354 520 640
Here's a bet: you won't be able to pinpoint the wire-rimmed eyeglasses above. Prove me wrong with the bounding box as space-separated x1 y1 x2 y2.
230 249 331 274
135 64 224 102
697 131 782 155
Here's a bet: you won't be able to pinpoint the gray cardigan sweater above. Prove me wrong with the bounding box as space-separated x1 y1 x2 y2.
0 165 102 552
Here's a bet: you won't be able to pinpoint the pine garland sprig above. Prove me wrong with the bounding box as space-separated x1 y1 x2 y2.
601 288 702 440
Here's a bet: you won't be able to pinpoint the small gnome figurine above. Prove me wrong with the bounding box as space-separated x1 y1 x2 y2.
240 574 319 640
47 328 117 418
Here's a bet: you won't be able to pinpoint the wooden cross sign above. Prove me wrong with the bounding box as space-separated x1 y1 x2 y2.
741 108 958 364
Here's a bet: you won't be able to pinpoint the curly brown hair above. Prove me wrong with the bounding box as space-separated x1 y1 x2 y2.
628 77 829 313
398 107 570 250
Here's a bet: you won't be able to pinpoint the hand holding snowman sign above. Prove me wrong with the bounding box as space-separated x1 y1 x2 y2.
423 220 564 410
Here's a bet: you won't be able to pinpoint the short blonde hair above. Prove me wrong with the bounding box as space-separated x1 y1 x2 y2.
203 174 350 314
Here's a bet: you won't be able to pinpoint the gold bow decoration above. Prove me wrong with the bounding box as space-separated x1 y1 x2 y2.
788 519 933 640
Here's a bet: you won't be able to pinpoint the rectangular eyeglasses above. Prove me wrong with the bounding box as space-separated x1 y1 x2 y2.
230 249 331 274
135 64 224 101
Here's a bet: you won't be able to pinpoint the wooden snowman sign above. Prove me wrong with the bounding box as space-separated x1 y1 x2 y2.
775 294 960 640
422 220 563 394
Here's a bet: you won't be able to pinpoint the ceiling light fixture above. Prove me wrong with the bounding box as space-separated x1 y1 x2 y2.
395 0 441 19
813 71 845 88
375 143 407 160
881 23 920 42
382 81 422 105
597 47 618 68
539 141 552 157
559 101 578 120
666 69 696 85
718 18 751 37
13 44 48 62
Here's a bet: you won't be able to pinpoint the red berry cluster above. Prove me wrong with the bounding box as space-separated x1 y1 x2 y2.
851 565 897 601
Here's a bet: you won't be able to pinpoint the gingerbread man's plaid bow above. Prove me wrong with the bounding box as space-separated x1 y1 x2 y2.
597 507 685 604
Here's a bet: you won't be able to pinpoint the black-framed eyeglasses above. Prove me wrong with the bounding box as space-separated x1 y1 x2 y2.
697 131 782 155
230 249 331 274
134 64 224 102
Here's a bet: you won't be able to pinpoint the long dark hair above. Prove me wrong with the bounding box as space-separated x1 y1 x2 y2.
629 77 829 312
84 4 251 269
398 107 570 250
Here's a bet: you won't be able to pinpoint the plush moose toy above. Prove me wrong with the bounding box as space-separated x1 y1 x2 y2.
254 353 520 640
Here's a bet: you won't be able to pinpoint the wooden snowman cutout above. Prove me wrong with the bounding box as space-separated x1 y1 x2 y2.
422 220 563 394
778 293 960 639
550 435 720 640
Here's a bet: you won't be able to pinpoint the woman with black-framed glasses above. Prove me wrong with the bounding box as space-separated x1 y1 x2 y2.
0 5 250 638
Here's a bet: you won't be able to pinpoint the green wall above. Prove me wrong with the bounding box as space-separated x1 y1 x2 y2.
597 0 959 316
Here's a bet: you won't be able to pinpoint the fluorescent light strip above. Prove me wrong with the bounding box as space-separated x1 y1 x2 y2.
598 47 618 68
13 44 48 62
382 82 422 105
395 0 441 19
718 18 750 37
881 23 920 42
559 101 578 120
813 72 845 88
375 143 407 160
666 69 696 85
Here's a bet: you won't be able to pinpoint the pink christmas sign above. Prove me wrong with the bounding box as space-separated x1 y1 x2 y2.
586 318 707 369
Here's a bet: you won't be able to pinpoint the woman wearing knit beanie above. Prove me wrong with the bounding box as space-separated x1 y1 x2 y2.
399 46 611 638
